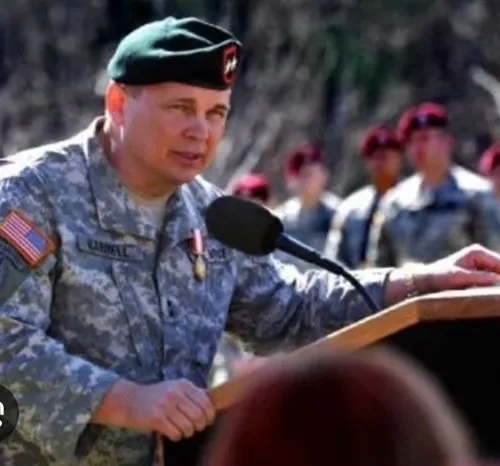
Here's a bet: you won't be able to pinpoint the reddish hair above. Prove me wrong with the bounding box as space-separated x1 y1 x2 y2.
205 349 475 466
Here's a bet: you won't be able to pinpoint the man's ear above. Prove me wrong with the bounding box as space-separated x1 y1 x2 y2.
105 81 127 126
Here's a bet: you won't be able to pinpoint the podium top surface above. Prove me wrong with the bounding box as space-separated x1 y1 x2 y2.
209 286 500 411
307 285 500 352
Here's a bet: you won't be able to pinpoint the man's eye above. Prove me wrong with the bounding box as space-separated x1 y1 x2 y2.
170 104 188 111
209 111 225 117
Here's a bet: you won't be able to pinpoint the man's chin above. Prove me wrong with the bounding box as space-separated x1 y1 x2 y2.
166 170 202 186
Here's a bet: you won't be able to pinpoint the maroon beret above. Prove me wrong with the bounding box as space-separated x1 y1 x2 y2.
361 125 402 158
285 143 324 178
231 173 271 202
478 143 500 176
397 102 449 144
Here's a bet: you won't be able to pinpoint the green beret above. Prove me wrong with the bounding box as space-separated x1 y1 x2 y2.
107 16 242 90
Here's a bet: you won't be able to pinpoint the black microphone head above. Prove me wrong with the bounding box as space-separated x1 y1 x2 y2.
205 196 283 255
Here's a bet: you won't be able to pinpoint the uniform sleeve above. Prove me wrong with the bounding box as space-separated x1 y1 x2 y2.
226 252 392 355
0 175 120 462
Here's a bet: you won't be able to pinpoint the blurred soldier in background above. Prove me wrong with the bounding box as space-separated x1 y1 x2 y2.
477 142 500 252
478 142 500 201
210 173 273 387
230 173 272 207
367 102 498 267
323 125 403 269
274 143 341 270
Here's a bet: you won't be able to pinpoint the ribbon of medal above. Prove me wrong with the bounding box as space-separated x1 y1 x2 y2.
191 228 207 280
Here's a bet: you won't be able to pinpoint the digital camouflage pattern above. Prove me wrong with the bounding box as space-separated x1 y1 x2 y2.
323 185 381 269
0 118 391 465
366 166 500 267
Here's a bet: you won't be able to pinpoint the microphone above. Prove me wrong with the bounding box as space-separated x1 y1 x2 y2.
205 195 379 312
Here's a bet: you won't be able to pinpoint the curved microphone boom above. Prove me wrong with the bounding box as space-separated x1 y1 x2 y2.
205 196 379 313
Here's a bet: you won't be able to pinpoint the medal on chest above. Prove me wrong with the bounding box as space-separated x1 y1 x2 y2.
191 228 207 281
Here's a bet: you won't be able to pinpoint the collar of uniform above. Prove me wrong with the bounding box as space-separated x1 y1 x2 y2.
83 117 158 241
399 170 457 210
162 183 208 247
418 170 458 202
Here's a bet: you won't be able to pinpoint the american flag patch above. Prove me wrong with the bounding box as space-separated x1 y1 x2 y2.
0 210 54 267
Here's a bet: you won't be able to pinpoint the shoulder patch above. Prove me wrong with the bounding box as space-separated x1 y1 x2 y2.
0 210 55 268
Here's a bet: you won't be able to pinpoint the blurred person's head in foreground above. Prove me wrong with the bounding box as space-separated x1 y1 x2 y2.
478 143 500 199
284 143 330 205
205 347 476 466
230 173 272 206
398 102 454 181
361 125 403 194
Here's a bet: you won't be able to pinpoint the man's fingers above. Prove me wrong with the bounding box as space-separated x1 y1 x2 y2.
471 248 500 275
184 385 216 426
455 270 500 288
452 244 500 274
158 417 183 442
167 407 197 438
176 396 210 432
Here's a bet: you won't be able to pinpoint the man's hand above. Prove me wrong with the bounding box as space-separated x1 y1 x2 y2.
385 244 500 305
417 244 500 293
92 378 215 442
231 355 271 376
129 379 215 441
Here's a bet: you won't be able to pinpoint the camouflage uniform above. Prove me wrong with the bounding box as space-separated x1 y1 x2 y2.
367 165 498 267
323 185 381 269
273 192 341 270
0 119 391 465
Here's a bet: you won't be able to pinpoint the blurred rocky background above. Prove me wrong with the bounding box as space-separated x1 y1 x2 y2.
1 0 500 200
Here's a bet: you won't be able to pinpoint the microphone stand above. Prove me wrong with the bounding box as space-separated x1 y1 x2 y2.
276 234 380 312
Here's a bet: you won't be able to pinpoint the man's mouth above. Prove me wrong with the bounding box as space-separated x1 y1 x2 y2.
172 151 203 163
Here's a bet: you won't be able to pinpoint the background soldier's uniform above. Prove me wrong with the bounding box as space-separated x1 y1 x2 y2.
477 143 500 253
0 119 391 465
274 191 340 270
367 166 498 267
323 185 381 269
322 124 402 270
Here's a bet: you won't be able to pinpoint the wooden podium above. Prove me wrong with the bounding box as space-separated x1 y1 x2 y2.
165 287 500 464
